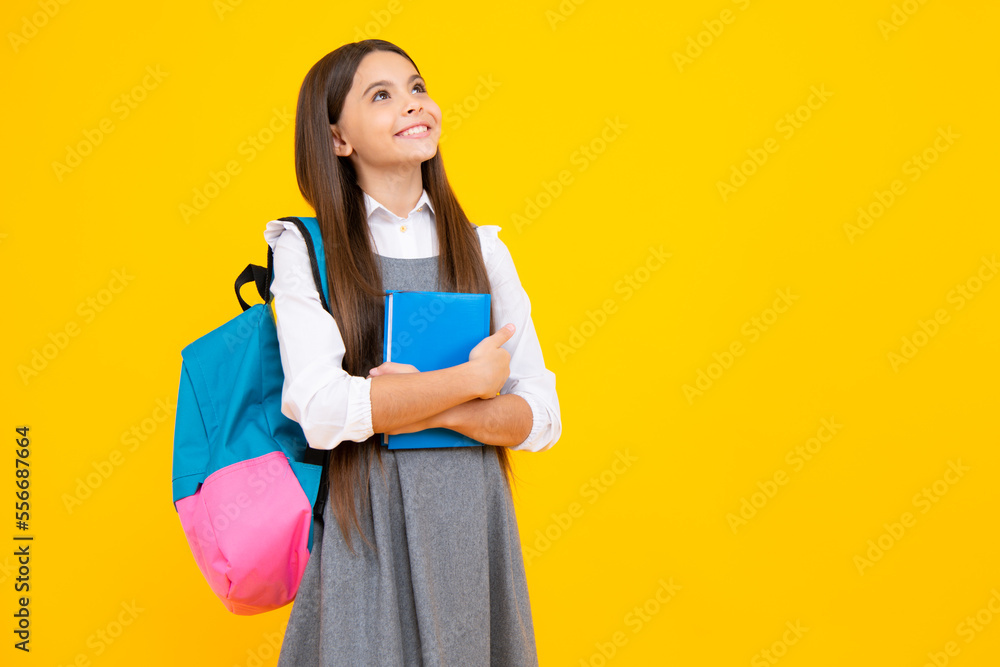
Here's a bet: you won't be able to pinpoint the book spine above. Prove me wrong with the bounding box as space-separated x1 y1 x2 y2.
382 291 392 447
484 294 491 336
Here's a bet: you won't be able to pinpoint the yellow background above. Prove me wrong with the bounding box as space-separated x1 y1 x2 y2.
4 0 999 664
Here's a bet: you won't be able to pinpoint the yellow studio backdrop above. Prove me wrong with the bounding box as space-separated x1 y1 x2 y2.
3 0 998 664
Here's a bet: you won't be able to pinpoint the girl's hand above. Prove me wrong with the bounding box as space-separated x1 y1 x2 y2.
367 361 419 378
467 323 515 400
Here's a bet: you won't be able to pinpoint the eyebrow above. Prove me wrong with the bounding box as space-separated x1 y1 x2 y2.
362 74 424 99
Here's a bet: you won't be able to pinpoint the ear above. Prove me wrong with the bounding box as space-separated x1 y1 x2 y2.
330 124 352 157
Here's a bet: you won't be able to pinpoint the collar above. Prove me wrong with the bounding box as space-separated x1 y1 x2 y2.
362 188 435 222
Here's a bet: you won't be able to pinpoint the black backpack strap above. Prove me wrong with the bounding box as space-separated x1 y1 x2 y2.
272 216 333 523
233 217 334 521
277 217 331 313
234 255 271 313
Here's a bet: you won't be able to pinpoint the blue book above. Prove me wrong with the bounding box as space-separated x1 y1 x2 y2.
381 290 491 450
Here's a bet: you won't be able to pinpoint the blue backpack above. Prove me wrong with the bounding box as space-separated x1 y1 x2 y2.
171 216 332 615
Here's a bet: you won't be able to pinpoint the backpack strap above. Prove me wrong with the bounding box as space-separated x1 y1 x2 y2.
275 217 331 313
233 216 335 520
234 260 271 312
234 216 330 312
274 216 333 522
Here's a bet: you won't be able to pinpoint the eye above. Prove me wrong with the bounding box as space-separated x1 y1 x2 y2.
371 82 426 102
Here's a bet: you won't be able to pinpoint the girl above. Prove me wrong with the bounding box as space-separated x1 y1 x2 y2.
264 39 562 665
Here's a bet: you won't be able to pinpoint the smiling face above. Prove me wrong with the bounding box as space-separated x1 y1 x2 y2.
330 50 442 183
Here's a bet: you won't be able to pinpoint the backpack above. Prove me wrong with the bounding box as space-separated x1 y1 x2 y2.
171 216 332 615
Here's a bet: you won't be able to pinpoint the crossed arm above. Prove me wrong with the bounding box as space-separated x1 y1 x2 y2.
366 328 534 448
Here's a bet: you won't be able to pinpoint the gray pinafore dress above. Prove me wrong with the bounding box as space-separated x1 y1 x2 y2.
276 252 539 667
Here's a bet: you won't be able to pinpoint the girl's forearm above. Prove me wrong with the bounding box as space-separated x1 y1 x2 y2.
369 363 481 434
432 394 533 448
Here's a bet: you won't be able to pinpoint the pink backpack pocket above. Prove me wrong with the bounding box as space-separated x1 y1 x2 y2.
175 451 315 615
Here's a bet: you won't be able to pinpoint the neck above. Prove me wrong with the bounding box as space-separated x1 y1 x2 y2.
356 165 424 219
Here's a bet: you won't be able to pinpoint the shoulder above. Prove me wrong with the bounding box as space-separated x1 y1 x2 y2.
264 218 308 252
474 224 504 265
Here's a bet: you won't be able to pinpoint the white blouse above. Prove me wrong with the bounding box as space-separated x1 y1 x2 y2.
263 188 562 453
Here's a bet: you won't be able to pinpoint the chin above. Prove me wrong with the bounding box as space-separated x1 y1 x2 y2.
404 147 438 163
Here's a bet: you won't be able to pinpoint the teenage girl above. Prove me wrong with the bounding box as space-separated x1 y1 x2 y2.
264 39 562 665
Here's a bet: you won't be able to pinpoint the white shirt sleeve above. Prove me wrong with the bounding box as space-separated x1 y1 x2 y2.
264 219 374 450
478 225 563 453
263 217 561 453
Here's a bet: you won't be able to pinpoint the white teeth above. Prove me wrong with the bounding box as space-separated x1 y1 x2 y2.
398 125 428 137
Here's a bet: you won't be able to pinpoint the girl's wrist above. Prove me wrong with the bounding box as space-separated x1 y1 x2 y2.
435 399 470 431
453 360 485 401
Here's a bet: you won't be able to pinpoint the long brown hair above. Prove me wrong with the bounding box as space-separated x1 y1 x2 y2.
293 40 517 554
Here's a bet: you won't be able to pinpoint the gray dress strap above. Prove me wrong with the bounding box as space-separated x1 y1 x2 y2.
276 252 539 667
